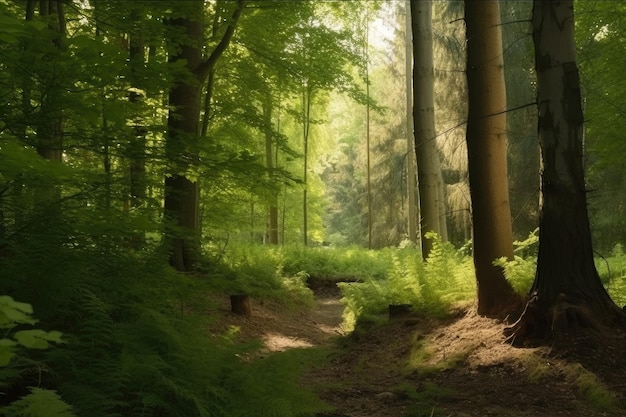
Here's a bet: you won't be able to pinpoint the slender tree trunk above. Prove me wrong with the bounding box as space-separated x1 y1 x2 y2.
127 10 147 247
365 4 373 249
411 0 446 259
263 97 279 245
506 0 624 344
302 82 312 247
405 1 418 246
465 0 521 317
35 0 64 163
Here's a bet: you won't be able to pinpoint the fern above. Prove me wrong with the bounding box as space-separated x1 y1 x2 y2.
1 388 76 417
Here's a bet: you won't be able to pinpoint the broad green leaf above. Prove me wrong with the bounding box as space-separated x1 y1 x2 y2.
14 330 51 350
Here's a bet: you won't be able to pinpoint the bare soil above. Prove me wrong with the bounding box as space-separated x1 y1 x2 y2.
210 288 626 417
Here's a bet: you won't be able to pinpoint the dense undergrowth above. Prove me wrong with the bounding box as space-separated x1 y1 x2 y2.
0 217 325 417
3 224 626 417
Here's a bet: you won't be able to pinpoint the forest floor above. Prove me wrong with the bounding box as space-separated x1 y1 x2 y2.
210 287 626 417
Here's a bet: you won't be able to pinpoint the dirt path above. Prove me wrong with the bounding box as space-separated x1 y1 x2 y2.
214 290 626 417
210 287 345 352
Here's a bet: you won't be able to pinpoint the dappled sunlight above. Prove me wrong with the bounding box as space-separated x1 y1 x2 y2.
263 332 314 351
262 296 345 351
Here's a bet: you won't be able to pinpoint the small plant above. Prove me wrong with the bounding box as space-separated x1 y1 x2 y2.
0 296 73 417
493 229 538 295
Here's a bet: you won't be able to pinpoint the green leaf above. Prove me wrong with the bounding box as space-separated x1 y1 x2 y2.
0 296 37 327
0 338 17 347
14 330 52 350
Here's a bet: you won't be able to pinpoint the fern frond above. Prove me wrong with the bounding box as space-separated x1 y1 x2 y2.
2 387 75 417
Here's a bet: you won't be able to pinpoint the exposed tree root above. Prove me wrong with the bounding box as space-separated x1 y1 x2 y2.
504 293 622 347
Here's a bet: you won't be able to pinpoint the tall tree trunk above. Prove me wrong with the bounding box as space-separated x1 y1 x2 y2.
164 5 204 271
35 0 64 163
164 0 244 270
506 0 624 344
33 0 65 208
405 1 418 246
364 4 373 249
404 0 421 248
411 0 446 259
302 82 312 247
263 97 278 245
127 8 147 247
465 0 521 317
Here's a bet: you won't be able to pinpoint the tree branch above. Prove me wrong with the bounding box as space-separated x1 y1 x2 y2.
195 0 245 81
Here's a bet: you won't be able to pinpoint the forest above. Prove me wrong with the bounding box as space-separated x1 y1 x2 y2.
1 0 626 416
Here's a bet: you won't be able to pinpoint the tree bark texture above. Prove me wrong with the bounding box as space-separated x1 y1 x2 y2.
164 6 204 271
405 1 418 246
411 0 447 259
164 0 244 270
464 0 520 317
506 0 624 344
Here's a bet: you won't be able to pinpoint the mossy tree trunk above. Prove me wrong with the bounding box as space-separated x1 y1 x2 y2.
506 0 625 344
464 0 521 317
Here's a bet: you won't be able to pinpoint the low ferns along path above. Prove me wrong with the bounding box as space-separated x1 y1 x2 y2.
213 288 626 417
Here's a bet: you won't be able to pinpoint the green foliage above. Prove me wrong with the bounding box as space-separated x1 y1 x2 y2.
0 296 64 366
493 229 539 295
337 235 476 329
0 297 72 417
595 243 626 305
279 245 390 282
0 262 328 417
210 244 316 307
1 388 75 417
226 348 332 417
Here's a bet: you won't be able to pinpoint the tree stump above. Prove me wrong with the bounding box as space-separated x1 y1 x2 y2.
230 294 251 317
